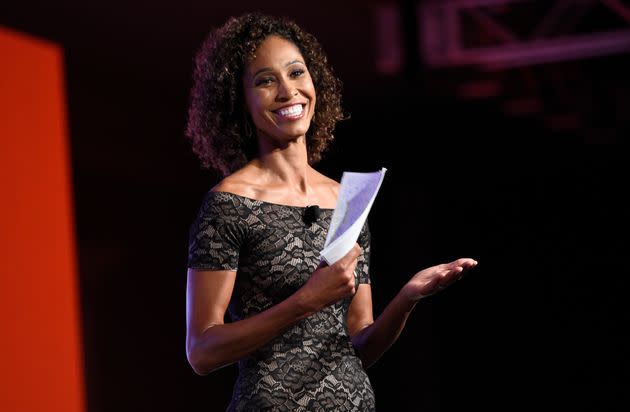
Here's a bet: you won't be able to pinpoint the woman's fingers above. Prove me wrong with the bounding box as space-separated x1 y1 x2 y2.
334 243 361 267
437 259 478 289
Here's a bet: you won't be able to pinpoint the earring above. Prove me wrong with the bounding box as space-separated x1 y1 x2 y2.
243 117 253 139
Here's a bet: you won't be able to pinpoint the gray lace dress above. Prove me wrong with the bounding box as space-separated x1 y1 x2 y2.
188 191 375 411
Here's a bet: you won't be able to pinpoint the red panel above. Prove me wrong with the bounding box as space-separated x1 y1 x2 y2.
0 26 85 412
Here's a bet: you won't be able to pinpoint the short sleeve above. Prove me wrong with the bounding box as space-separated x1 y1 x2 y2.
187 192 246 271
356 221 371 285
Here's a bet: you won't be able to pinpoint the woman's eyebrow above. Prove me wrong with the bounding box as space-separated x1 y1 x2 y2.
252 59 305 77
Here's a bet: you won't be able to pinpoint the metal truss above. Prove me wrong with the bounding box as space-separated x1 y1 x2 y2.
419 0 630 69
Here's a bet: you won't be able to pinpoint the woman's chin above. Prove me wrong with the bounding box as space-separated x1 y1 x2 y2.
268 129 309 142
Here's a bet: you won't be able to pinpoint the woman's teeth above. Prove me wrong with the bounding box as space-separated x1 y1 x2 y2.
276 104 303 117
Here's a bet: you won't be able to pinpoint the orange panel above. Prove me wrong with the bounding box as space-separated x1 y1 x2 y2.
0 26 85 412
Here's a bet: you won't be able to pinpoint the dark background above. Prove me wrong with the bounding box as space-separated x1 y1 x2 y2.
2 1 628 411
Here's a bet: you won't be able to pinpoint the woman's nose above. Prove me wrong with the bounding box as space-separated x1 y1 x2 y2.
276 80 298 100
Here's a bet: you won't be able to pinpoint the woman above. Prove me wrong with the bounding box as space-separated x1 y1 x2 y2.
185 12 477 411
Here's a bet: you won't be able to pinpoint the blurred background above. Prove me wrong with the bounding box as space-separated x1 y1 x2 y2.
1 1 628 411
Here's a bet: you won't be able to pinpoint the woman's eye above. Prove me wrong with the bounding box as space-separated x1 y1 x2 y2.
290 69 305 78
255 78 274 86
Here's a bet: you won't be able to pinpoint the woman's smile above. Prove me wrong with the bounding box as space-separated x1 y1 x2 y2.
273 103 306 120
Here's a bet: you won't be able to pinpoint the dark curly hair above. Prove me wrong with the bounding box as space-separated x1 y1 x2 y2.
185 12 345 177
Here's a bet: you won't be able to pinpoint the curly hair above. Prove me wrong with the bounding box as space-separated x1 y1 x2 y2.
185 12 345 177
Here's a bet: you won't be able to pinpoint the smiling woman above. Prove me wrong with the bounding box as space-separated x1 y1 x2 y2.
186 12 343 179
242 35 317 150
183 12 477 412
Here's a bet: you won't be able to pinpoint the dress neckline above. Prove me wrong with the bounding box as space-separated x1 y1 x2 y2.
211 190 336 211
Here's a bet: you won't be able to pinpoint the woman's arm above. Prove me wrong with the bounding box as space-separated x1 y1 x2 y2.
186 269 306 375
186 244 364 375
349 258 477 368
347 285 416 369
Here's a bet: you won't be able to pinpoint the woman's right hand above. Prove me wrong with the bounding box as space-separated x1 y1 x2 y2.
297 243 362 313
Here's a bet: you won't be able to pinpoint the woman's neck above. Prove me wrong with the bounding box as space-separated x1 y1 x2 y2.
253 139 312 194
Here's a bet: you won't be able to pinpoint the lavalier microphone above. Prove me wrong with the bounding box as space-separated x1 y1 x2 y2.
302 205 321 225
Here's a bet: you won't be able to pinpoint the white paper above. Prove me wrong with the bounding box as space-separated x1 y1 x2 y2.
320 167 387 265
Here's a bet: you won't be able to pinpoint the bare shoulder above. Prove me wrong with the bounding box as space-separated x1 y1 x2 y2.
311 169 340 206
210 167 257 198
314 171 340 192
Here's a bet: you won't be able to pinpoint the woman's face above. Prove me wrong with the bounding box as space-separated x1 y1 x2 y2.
242 35 316 146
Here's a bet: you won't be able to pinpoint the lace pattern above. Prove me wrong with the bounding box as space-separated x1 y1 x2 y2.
188 191 375 411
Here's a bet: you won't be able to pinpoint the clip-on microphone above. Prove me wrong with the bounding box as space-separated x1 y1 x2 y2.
302 205 321 225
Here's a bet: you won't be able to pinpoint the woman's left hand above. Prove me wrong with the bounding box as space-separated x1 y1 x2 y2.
402 258 478 302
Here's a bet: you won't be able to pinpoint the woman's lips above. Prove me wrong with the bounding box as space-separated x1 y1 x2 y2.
273 103 305 120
